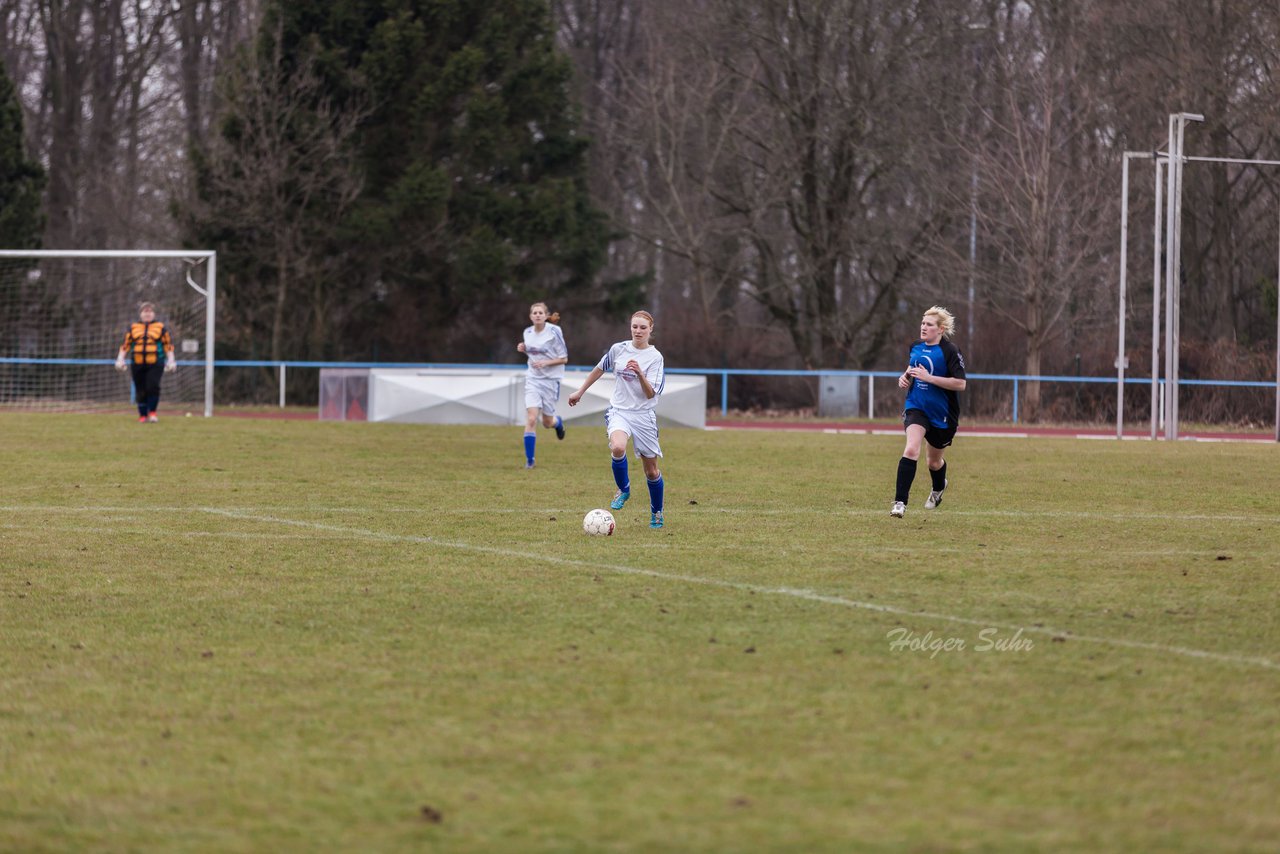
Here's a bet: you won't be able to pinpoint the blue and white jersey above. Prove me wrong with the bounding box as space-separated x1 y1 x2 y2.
903 338 966 429
597 341 664 412
523 322 567 380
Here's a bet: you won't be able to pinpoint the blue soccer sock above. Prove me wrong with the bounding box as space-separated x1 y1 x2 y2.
611 454 630 493
554 415 563 430
524 432 536 464
647 474 664 513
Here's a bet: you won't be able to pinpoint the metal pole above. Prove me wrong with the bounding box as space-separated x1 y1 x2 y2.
1276 205 1280 441
1167 112 1204 440
1118 153 1132 439
279 364 287 408
1164 116 1178 439
1152 158 1164 440
868 374 874 420
1172 120 1186 439
204 253 216 418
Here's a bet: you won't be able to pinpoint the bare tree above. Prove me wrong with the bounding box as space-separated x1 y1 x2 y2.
702 0 952 370
961 8 1114 419
603 3 760 361
191 30 366 364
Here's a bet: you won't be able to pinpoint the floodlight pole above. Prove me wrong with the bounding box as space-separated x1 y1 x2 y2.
1163 112 1203 440
1118 151 1154 439
1151 157 1165 440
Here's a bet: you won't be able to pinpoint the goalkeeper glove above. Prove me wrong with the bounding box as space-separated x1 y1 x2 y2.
114 353 127 372
164 357 177 373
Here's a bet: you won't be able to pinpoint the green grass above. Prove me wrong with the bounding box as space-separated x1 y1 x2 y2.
1 412 1277 852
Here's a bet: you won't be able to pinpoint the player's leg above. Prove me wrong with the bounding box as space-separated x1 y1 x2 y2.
130 364 148 420
606 412 632 509
641 455 663 528
523 406 539 468
540 382 564 439
892 416 927 517
924 438 948 509
632 413 665 528
145 365 163 421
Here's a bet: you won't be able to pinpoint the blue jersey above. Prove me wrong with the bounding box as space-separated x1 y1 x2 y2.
903 338 966 429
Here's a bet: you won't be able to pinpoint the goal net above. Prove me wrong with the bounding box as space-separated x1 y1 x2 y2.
0 250 215 415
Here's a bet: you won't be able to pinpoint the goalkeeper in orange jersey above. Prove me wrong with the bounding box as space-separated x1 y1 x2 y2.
115 302 176 422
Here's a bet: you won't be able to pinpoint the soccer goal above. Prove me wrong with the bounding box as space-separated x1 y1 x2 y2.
0 250 216 416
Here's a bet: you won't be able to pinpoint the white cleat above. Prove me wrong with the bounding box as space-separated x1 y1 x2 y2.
925 479 947 509
890 501 905 518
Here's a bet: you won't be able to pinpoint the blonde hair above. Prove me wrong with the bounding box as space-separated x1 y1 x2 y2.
631 310 655 330
139 301 156 313
530 302 560 324
923 306 956 338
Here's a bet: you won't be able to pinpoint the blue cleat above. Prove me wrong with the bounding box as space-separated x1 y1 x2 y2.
649 511 664 529
610 490 630 511
555 420 565 440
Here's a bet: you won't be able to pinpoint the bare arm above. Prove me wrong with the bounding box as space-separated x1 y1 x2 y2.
568 366 605 406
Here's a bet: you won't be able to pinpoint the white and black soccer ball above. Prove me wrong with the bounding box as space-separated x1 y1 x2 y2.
582 508 615 536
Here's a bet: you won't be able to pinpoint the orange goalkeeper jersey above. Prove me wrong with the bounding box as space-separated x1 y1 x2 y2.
122 322 173 365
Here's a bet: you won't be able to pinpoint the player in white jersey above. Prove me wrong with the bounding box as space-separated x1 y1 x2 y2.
568 310 667 529
515 302 568 468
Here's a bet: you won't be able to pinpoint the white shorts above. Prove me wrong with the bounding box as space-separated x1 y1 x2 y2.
605 407 662 458
525 377 560 417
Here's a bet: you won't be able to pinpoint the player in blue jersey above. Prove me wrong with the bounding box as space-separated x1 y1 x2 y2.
516 302 568 468
567 310 667 529
890 306 967 518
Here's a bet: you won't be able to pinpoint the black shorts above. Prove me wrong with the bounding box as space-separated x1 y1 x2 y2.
903 408 957 449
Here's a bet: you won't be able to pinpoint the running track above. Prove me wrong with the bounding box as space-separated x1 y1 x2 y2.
705 419 1275 443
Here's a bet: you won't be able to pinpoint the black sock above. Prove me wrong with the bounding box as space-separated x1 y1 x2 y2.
931 462 947 493
895 457 917 503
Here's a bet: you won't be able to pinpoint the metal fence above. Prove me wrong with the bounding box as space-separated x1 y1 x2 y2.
216 360 1280 439
3 358 1277 439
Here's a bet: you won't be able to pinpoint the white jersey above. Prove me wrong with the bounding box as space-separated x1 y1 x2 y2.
597 341 664 412
523 323 567 380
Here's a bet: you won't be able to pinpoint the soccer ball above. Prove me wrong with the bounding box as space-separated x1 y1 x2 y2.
583 508 615 536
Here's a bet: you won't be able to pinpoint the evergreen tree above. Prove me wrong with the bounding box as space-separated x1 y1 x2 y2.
186 0 608 365
0 66 44 249
0 64 45 363
272 0 609 359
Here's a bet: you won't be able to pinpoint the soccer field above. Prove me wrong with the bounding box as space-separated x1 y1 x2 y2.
2 412 1277 851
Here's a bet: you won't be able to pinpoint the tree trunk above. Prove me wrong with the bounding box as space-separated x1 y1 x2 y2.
41 0 86 248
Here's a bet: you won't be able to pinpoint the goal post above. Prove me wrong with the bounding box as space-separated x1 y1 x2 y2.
0 249 216 417
1117 113 1280 441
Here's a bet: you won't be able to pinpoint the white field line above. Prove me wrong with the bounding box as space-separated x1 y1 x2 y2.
197 507 1280 672
0 522 339 542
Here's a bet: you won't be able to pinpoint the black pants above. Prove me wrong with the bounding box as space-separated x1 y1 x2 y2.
131 363 164 416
